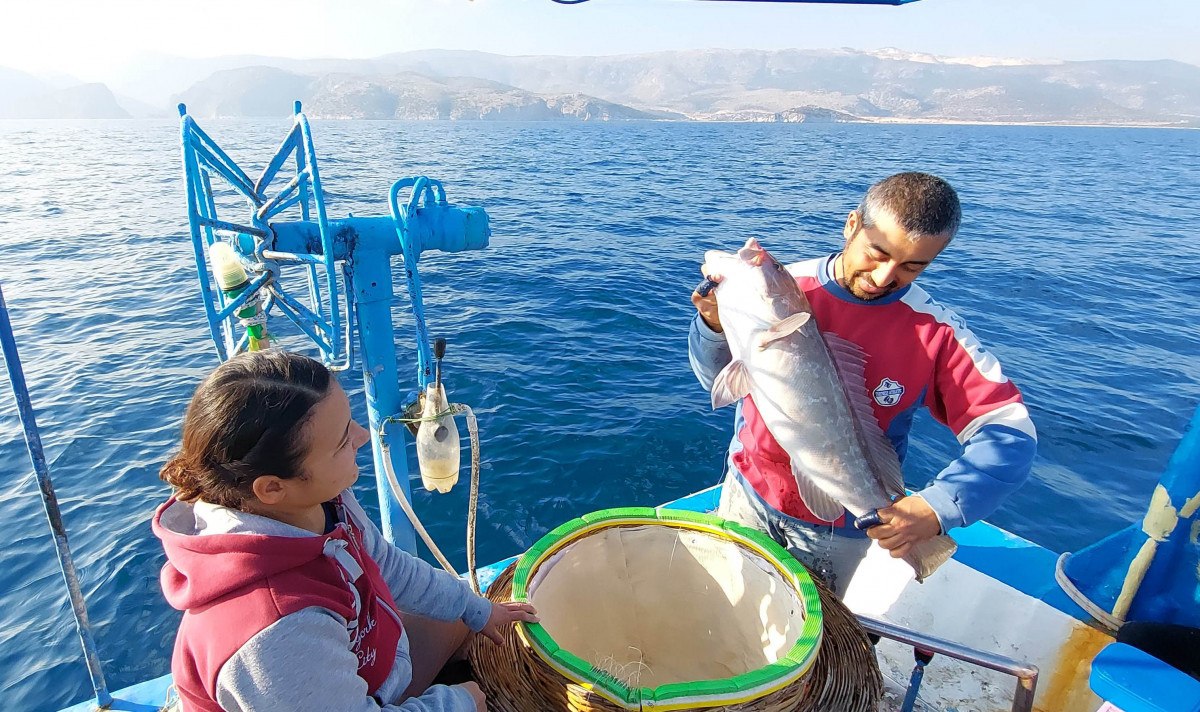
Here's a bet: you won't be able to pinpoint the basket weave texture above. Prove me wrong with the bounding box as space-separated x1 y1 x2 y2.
468 561 883 711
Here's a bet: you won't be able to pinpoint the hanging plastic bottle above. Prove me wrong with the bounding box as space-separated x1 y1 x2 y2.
415 338 460 493
209 242 269 351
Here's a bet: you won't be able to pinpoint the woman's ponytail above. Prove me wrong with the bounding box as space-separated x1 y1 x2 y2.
160 351 332 508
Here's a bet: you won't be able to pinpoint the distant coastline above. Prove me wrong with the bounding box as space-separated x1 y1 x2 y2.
863 117 1200 130
3 48 1197 127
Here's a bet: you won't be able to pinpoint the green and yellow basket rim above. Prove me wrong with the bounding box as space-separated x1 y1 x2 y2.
509 506 824 711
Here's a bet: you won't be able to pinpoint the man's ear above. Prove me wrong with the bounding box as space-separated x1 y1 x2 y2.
250 475 288 506
842 210 861 242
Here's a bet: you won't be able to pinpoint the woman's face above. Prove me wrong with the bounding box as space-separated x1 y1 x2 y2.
291 379 371 505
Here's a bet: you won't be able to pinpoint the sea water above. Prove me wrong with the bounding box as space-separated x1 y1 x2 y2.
0 119 1197 710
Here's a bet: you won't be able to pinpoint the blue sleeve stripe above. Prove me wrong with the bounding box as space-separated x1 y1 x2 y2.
921 423 1037 530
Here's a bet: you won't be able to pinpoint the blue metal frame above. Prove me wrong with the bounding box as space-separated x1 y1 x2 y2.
177 104 490 550
705 0 918 3
388 176 493 389
179 102 347 368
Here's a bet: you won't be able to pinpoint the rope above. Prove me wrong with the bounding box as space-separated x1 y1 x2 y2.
1054 552 1123 631
462 404 481 594
382 407 458 425
237 311 267 328
379 438 458 575
378 403 482 593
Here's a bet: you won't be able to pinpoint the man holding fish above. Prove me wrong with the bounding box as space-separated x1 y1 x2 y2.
688 172 1036 596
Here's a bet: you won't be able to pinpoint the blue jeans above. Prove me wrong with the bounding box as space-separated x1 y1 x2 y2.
716 471 872 598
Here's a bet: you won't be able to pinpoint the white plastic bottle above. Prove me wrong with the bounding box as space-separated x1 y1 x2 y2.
415 381 460 493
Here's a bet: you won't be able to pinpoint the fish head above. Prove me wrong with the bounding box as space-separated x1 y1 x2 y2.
731 238 812 320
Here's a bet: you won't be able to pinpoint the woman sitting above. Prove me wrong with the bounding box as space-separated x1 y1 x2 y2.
152 350 536 711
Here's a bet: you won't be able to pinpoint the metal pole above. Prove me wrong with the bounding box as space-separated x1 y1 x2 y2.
857 615 1039 712
352 252 417 553
0 283 112 709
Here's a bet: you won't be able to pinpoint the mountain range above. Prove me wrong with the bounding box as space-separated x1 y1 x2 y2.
3 49 1198 126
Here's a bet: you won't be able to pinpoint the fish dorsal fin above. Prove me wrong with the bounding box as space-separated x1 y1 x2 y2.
791 461 846 522
711 360 752 410
822 332 905 496
757 312 812 349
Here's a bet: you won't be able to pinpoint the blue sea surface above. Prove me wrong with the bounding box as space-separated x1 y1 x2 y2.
0 119 1197 710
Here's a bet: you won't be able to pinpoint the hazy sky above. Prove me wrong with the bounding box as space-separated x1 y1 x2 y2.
4 0 1198 80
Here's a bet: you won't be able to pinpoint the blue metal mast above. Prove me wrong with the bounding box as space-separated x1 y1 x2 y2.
178 102 489 552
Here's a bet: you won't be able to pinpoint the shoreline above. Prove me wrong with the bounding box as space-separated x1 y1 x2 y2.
860 116 1198 130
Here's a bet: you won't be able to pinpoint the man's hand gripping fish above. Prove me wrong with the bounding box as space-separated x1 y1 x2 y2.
706 238 956 581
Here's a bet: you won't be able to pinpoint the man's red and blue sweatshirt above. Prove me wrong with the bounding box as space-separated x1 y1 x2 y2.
688 253 1037 532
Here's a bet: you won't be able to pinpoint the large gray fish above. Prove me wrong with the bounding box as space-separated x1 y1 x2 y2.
706 237 956 581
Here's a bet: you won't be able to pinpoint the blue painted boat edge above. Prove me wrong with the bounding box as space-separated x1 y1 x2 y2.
59 673 172 712
949 521 1093 620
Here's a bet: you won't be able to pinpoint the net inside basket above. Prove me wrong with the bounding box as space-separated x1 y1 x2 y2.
527 523 806 688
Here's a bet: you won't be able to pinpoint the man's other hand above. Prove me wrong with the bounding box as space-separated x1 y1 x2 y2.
864 495 942 559
692 265 723 332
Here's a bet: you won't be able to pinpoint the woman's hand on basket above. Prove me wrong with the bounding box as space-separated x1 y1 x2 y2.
458 681 487 711
480 601 539 644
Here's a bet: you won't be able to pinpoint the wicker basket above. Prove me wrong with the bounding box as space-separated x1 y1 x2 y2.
469 509 882 711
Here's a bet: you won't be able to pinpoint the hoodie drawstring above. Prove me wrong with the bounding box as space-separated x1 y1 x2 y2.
323 539 364 626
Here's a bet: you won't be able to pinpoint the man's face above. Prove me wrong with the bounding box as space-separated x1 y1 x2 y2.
840 209 949 300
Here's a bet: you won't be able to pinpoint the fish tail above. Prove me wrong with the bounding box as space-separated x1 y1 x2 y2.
905 534 958 582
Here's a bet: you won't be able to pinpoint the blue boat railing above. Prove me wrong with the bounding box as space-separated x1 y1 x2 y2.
858 616 1037 712
0 283 112 709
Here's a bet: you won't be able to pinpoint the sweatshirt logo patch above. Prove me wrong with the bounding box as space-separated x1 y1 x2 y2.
873 378 904 407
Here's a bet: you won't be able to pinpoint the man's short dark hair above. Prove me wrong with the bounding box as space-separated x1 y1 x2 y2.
859 172 962 241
